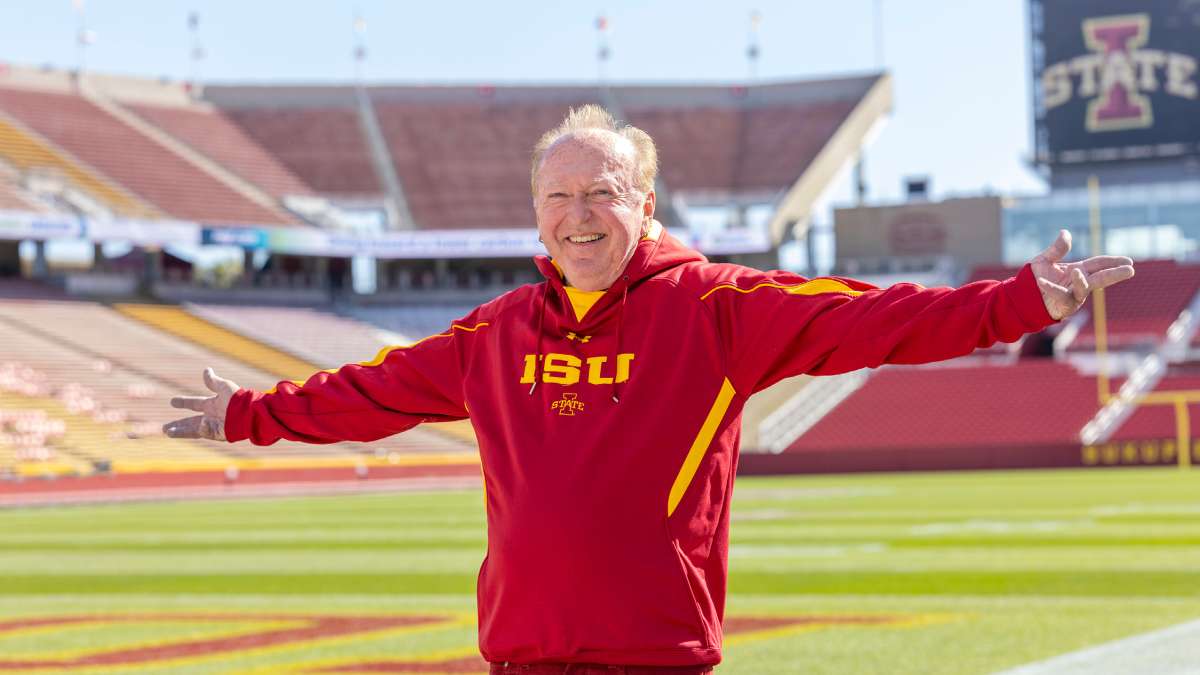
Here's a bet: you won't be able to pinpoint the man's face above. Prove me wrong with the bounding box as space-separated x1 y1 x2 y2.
533 132 654 291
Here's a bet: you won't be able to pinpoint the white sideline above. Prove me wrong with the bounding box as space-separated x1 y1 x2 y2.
0 475 481 508
992 618 1200 675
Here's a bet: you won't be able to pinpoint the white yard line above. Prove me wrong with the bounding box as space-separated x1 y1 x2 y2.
993 618 1200 675
0 476 480 508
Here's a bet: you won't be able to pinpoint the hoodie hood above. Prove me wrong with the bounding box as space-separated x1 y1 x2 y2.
533 221 706 326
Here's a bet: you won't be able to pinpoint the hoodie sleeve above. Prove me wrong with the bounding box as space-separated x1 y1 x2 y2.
223 314 486 446
704 264 1058 394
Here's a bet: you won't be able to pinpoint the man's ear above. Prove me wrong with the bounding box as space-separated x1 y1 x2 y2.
642 189 656 219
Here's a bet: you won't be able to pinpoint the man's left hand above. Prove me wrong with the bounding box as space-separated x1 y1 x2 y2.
1031 229 1135 320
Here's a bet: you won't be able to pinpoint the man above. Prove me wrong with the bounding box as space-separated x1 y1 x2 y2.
165 105 1134 673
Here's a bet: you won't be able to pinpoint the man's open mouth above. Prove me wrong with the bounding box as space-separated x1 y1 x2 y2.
567 233 605 244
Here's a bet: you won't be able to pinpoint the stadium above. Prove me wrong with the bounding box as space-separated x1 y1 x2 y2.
0 1 1198 673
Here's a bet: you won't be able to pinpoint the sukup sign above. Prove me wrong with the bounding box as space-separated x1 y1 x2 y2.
1032 0 1200 165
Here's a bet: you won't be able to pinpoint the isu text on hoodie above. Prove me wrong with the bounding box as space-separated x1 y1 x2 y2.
224 228 1058 666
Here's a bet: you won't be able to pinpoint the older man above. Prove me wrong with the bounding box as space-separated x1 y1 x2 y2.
165 105 1134 673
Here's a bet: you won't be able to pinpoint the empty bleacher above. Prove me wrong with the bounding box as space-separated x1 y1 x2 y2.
0 178 44 212
0 85 293 225
345 304 479 343
126 102 315 200
1073 260 1200 351
0 298 473 476
223 106 381 196
968 259 1200 353
0 114 159 218
373 100 580 230
764 360 1100 472
184 303 403 371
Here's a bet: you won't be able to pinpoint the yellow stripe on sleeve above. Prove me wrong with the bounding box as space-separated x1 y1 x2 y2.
699 278 864 301
264 322 489 394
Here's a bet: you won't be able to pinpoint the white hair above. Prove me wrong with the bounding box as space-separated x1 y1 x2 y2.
530 104 659 194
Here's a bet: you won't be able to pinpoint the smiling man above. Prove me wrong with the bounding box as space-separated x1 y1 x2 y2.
165 105 1135 673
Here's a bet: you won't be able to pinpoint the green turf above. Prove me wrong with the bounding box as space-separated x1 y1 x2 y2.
1 467 1199 674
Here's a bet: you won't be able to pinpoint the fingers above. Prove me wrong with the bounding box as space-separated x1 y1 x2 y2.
1070 267 1089 303
1036 229 1072 264
170 395 210 413
1088 264 1136 290
163 415 204 439
203 368 238 396
1036 275 1076 321
1074 255 1133 274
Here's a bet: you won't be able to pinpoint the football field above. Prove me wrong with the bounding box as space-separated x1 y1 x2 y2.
1 467 1199 674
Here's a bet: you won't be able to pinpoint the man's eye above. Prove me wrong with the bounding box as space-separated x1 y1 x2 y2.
547 193 568 199
592 190 612 197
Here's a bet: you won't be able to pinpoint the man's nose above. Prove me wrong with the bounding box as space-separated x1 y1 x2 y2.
567 195 589 224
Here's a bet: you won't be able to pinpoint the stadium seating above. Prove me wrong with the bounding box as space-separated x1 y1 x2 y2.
0 178 43 212
0 85 293 225
113 303 319 383
786 361 1100 453
223 106 382 196
345 304 479 342
968 260 1200 352
183 303 403 372
0 298 472 475
362 94 863 230
0 115 159 218
371 100 577 229
126 102 315 200
1072 260 1200 351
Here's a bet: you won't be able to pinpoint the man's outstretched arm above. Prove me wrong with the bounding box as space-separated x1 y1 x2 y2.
163 319 479 445
709 230 1135 393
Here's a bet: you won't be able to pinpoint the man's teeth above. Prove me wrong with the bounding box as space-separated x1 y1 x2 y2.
568 234 605 243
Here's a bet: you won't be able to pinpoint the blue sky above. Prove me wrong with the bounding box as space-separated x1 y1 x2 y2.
0 0 1047 213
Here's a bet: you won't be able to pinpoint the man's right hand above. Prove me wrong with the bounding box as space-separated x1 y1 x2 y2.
163 368 239 441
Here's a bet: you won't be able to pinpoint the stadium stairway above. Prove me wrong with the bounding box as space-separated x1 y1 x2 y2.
121 101 315 202
740 376 814 451
1101 368 1200 467
91 94 297 224
0 113 160 218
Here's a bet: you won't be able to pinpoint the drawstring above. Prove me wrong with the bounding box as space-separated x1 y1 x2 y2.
528 283 550 395
610 280 629 403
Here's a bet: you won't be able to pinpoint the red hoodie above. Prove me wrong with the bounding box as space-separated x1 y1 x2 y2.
224 229 1057 666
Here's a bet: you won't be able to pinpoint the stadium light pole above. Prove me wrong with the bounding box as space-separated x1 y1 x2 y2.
72 0 95 78
187 12 205 97
353 13 368 83
747 10 762 82
596 15 610 83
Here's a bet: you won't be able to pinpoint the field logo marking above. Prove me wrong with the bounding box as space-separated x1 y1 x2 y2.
294 613 949 673
0 613 462 672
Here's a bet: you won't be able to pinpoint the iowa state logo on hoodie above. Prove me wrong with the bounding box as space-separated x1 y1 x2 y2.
519 353 635 386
